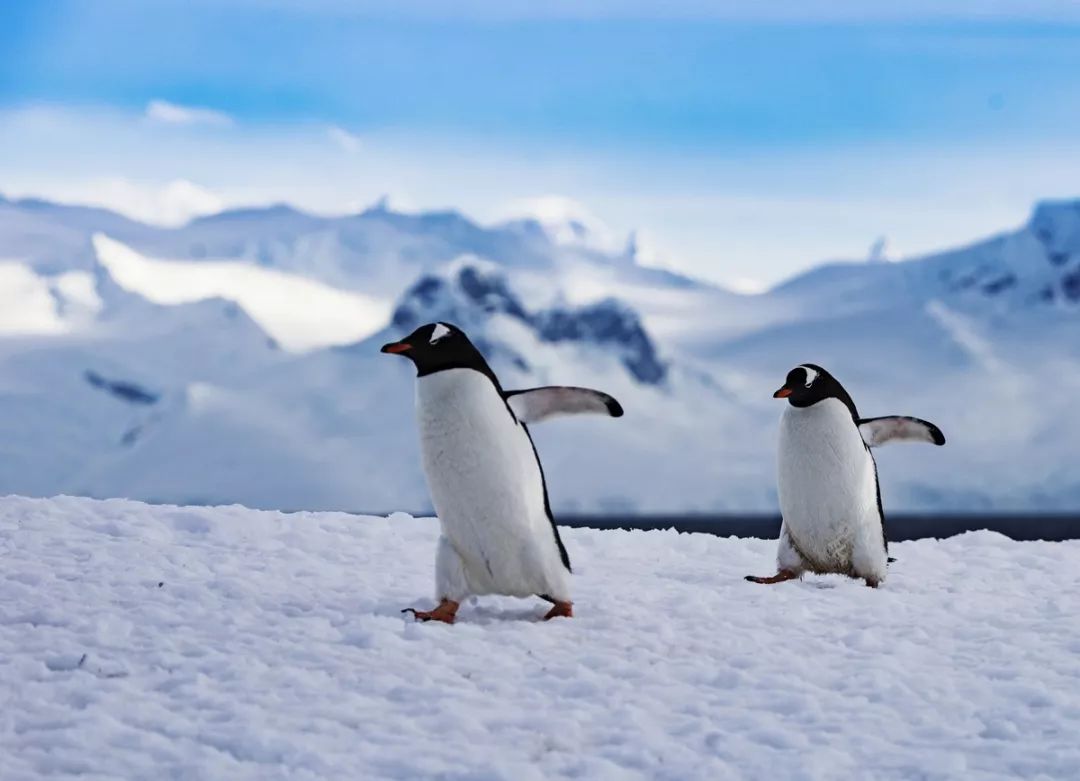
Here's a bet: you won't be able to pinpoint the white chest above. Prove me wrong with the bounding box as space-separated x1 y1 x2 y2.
414 369 563 597
415 369 546 531
777 399 879 568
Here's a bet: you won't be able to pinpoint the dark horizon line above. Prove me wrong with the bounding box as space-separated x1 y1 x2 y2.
352 511 1080 542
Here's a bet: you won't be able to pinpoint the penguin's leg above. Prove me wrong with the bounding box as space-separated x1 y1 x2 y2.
536 547 573 620
745 523 806 585
404 600 460 623
851 514 888 589
745 571 799 585
538 594 573 620
403 536 469 624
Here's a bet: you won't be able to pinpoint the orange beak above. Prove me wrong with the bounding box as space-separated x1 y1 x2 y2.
773 387 792 398
381 341 412 354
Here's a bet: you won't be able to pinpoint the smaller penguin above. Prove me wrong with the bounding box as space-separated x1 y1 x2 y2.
746 364 945 588
382 322 624 623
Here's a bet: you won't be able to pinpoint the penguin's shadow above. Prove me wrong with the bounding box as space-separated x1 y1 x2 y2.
742 577 838 591
801 579 838 590
461 605 550 624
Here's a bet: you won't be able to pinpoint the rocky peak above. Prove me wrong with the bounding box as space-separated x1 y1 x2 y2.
390 262 668 384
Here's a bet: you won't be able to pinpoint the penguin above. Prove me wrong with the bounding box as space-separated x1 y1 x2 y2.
381 322 624 623
746 364 945 588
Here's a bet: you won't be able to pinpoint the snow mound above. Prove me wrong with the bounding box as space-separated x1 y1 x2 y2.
3 496 1078 779
93 233 391 352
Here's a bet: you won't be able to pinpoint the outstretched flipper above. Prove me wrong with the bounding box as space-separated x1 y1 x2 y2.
859 416 945 447
504 386 624 424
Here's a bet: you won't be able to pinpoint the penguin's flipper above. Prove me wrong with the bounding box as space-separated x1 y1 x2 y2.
858 416 946 447
504 386 624 424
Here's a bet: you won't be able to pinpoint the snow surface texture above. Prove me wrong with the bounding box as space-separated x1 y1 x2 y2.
0 194 1079 511
2 496 1079 780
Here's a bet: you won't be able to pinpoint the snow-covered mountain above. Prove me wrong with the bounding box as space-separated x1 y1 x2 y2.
0 192 1077 512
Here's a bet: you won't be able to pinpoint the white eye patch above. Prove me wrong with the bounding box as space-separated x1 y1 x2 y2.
429 323 451 344
799 365 819 387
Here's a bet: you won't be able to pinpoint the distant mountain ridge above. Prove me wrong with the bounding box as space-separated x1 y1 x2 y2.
0 193 719 301
0 192 1076 512
776 198 1080 309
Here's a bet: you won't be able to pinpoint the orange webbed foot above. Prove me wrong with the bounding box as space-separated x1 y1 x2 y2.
744 570 799 585
542 601 573 621
402 599 459 624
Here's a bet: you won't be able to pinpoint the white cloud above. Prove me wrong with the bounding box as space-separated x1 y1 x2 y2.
20 177 226 227
152 179 227 224
4 103 1080 288
626 229 676 270
327 125 361 154
499 195 623 253
498 198 681 272
724 277 768 295
145 100 234 128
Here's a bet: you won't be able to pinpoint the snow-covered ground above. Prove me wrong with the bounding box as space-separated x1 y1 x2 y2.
3 496 1078 780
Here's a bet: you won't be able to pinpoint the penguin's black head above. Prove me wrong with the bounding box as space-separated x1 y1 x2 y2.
380 322 497 380
773 363 858 416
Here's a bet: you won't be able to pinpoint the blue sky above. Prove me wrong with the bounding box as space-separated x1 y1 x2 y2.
3 1 1080 288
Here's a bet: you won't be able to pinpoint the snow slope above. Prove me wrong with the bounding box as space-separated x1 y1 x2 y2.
92 234 389 351
0 193 1077 511
2 496 1078 780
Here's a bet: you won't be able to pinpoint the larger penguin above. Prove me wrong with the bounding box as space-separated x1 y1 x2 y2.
382 322 623 623
746 364 945 588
